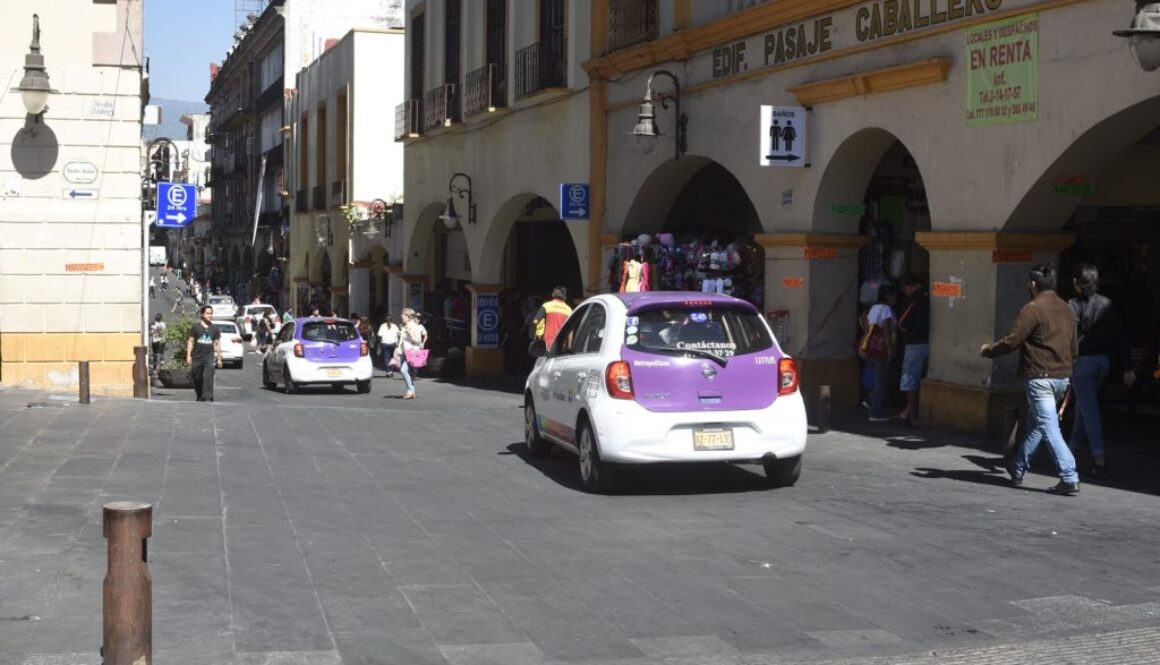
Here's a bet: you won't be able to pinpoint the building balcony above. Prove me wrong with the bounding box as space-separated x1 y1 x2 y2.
331 180 346 208
395 99 422 141
423 84 461 132
515 29 567 100
609 0 659 52
295 189 308 213
464 64 507 118
312 185 326 211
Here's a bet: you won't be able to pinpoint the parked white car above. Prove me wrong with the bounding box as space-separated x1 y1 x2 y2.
236 304 280 340
206 295 237 320
524 292 807 493
211 321 245 368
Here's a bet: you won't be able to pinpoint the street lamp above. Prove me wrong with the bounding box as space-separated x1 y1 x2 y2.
438 173 476 229
314 213 332 246
1113 2 1160 71
632 70 687 160
11 14 56 121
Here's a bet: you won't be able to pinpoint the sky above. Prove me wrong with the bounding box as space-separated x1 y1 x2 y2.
144 0 250 102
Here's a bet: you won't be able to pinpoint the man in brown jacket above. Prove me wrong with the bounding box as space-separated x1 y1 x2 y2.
980 263 1081 495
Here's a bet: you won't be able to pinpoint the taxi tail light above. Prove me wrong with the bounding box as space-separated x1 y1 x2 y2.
359 342 369 356
293 343 304 358
778 357 799 395
605 361 634 400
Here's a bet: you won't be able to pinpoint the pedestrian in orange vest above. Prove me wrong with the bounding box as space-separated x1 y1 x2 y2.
532 286 573 349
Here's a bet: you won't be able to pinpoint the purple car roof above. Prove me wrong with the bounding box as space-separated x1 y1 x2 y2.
613 291 759 313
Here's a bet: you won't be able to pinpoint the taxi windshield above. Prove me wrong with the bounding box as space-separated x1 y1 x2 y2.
625 306 773 359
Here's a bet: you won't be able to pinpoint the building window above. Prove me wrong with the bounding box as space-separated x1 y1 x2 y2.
486 0 506 78
411 12 426 100
444 0 461 85
315 105 327 189
609 0 658 51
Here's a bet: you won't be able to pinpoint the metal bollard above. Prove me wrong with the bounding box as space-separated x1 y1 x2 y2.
816 385 831 434
102 502 152 665
79 361 91 405
132 346 148 399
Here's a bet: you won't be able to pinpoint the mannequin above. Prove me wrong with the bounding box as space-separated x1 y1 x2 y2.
619 249 651 293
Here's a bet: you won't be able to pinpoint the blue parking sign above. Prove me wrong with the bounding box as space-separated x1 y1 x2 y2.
476 294 500 348
155 182 197 228
559 183 589 221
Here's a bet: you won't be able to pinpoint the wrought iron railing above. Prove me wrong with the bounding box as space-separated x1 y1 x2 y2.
423 84 460 131
465 64 507 118
608 0 659 51
515 29 567 99
394 99 422 141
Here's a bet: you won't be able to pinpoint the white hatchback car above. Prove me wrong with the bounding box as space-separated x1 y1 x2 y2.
262 317 373 393
211 321 245 368
206 295 237 320
236 304 280 340
524 292 807 493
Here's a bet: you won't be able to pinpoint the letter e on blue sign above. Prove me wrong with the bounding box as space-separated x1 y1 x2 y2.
559 183 589 221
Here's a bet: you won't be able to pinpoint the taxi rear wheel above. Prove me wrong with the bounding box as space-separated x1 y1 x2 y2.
763 455 802 488
577 421 616 494
262 361 276 390
283 363 299 394
356 380 371 394
524 400 550 458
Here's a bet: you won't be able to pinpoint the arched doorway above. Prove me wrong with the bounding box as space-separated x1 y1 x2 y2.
302 249 332 315
619 158 765 307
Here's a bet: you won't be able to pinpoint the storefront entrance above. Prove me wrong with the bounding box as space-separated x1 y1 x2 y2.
619 158 764 307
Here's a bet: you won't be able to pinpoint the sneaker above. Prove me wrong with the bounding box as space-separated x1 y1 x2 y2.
868 416 890 422
1007 467 1023 487
1045 481 1080 495
861 400 871 410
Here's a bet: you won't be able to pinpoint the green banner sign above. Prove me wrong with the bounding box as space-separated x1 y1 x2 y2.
831 203 866 216
966 13 1039 127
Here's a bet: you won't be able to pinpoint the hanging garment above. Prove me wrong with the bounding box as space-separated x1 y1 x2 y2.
639 261 651 292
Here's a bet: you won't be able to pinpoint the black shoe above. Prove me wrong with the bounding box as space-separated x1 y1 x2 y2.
1046 481 1080 495
1006 465 1023 487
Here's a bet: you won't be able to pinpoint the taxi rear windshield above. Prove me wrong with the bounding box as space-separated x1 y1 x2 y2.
301 321 359 343
624 306 773 359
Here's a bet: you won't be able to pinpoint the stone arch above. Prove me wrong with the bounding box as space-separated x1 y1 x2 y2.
1004 96 1160 232
403 202 450 275
812 128 917 234
621 155 712 238
309 247 330 284
621 156 763 240
474 193 583 296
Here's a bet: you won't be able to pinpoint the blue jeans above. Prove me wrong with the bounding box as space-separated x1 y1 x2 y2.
381 344 397 372
400 360 415 393
1071 354 1110 459
870 358 891 418
1012 378 1079 483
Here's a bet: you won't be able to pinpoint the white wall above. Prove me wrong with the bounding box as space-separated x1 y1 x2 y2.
0 1 144 334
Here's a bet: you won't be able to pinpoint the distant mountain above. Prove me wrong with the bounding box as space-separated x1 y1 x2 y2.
143 97 210 141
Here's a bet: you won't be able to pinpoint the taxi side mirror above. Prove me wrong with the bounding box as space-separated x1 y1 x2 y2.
528 338 547 359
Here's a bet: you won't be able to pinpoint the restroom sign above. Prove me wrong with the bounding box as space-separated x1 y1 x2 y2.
760 105 807 168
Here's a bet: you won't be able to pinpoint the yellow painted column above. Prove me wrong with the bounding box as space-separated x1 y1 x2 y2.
588 0 609 295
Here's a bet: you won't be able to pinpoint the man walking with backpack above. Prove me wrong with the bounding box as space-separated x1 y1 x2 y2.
980 263 1080 495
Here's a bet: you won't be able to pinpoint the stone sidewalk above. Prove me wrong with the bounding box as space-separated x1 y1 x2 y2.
2 385 1159 665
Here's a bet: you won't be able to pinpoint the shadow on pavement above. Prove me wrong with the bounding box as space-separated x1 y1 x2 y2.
502 442 777 496
429 375 525 396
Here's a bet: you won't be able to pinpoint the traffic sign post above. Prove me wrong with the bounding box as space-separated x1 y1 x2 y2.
154 182 197 228
559 183 590 221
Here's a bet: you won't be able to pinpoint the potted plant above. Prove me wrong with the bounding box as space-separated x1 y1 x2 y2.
157 315 195 389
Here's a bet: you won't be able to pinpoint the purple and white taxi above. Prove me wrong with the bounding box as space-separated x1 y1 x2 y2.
524 292 807 492
262 317 373 394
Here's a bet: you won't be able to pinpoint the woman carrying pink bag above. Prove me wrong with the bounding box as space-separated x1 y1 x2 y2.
395 308 428 400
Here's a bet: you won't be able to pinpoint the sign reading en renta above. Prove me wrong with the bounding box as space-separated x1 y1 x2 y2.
966 13 1039 127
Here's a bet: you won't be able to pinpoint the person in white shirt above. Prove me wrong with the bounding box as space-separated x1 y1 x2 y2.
864 283 897 422
377 316 401 378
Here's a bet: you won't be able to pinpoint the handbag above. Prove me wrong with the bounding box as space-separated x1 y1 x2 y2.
404 349 429 368
388 353 401 370
858 324 890 361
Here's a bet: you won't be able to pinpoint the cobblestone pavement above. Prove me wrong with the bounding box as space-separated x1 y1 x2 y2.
1 376 1159 665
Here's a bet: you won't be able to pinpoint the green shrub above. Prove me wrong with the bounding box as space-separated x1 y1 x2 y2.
161 316 195 368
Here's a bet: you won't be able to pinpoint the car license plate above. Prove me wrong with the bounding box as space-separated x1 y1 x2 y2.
325 368 343 378
693 428 734 451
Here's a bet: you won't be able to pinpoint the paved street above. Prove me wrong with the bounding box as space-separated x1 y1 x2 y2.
3 353 1160 665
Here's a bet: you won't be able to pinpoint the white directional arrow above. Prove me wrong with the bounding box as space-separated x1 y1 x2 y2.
164 212 187 224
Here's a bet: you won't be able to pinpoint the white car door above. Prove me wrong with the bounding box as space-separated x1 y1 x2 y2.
542 305 602 448
270 322 294 380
